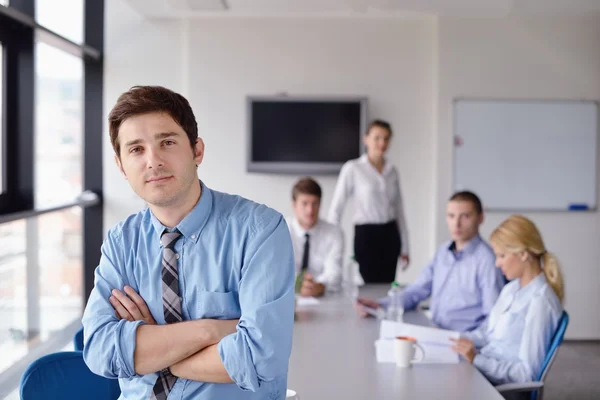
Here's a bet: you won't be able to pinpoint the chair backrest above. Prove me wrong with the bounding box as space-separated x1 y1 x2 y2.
74 327 84 351
538 310 569 382
20 351 121 400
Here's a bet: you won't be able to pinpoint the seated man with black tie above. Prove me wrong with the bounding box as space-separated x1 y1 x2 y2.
286 177 344 297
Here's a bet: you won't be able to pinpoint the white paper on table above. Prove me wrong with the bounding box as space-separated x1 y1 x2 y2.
376 320 460 364
374 339 460 364
379 320 460 344
296 296 321 306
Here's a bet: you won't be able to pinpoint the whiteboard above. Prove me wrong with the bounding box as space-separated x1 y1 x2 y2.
454 99 598 211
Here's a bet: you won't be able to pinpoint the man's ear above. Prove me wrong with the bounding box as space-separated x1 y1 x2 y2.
193 138 205 166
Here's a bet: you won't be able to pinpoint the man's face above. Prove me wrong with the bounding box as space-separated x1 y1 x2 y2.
292 193 321 229
115 112 203 208
445 200 483 243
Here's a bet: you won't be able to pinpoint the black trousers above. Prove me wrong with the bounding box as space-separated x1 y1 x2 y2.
354 220 401 284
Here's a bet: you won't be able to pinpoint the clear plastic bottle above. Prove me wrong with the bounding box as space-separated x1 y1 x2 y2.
386 281 404 322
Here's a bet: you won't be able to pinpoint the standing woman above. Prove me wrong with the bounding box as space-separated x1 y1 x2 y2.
328 119 409 283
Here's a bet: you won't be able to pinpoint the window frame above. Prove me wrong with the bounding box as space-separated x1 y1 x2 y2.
0 1 104 396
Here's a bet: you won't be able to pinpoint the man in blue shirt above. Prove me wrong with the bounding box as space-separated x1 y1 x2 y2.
356 191 505 332
82 86 295 399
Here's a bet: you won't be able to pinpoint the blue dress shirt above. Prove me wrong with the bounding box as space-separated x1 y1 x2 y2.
463 273 562 384
382 235 504 332
82 182 295 399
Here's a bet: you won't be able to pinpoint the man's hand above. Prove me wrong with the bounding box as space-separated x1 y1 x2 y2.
109 285 156 325
300 273 325 297
450 338 477 363
355 297 381 318
110 285 239 342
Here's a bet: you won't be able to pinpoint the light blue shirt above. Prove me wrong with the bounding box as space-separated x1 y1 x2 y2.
382 235 504 332
463 273 562 385
82 182 295 399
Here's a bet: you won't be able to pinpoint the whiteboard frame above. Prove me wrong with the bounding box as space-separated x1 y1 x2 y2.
452 97 599 213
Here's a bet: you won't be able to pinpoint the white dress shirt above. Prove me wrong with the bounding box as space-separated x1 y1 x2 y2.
328 154 409 255
462 273 563 385
285 217 344 290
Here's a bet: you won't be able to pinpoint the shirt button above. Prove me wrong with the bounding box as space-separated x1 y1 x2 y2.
191 234 196 239
175 254 180 259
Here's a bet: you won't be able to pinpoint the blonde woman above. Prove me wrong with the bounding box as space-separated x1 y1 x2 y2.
451 215 564 386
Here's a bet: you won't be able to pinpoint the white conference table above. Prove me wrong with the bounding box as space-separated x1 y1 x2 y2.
287 284 504 400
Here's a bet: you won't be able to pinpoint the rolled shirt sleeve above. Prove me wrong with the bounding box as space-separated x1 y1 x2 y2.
218 215 295 392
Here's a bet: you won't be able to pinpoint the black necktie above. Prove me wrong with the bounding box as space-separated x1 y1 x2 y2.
301 233 310 270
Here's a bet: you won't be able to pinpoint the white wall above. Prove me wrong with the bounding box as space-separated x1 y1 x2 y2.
103 0 187 224
104 0 438 284
105 0 600 338
436 16 600 339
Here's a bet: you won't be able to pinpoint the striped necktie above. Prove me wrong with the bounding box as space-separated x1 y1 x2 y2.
151 229 183 400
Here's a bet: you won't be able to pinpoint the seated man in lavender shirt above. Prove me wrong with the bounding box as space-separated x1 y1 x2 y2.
356 191 505 332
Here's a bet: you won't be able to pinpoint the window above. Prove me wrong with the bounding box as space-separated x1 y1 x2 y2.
0 219 26 375
0 1 103 396
34 42 83 208
37 208 83 341
35 0 83 44
0 209 82 376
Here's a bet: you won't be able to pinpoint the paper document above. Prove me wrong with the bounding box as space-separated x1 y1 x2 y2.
375 320 460 364
375 339 460 364
380 320 460 343
296 296 321 306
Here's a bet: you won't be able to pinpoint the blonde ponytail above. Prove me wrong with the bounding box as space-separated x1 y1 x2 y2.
541 252 564 304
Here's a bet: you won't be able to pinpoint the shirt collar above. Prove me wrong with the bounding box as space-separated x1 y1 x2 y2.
150 180 212 244
515 272 547 302
291 217 319 237
448 234 482 256
359 153 392 175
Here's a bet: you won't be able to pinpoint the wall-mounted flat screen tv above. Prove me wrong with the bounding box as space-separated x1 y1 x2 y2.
247 96 368 174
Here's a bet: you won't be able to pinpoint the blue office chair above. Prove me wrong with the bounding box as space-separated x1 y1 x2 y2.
495 311 569 400
20 351 121 400
74 326 84 351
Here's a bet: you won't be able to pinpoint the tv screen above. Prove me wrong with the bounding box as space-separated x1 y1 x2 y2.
247 97 367 174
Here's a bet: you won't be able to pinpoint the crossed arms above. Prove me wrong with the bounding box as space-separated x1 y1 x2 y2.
82 215 295 392
109 285 235 382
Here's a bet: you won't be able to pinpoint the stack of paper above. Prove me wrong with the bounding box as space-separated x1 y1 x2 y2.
296 296 321 307
375 320 460 364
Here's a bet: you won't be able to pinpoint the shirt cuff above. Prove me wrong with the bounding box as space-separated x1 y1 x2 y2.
472 353 488 371
117 319 146 377
377 297 390 308
218 333 259 392
315 273 329 285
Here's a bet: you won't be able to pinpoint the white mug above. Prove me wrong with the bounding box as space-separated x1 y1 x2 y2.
286 389 300 400
394 336 425 367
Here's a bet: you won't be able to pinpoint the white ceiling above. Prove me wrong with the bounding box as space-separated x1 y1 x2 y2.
125 0 600 18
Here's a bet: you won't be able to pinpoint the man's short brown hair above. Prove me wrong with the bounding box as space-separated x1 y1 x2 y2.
292 177 322 201
449 191 483 214
108 86 198 157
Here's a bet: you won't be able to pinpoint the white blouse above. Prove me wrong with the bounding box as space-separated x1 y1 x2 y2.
462 273 563 385
327 154 409 255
